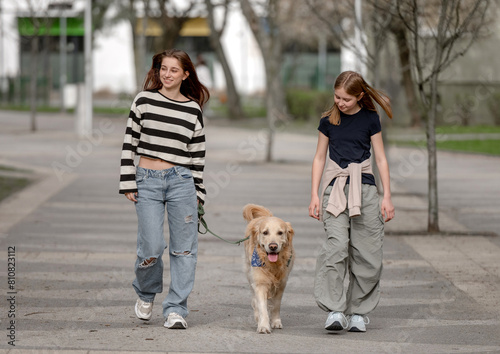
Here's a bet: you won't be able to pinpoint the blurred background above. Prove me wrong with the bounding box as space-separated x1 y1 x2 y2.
1 0 499 129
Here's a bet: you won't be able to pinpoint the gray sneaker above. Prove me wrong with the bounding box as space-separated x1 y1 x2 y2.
325 311 348 331
164 312 187 329
135 299 153 321
348 314 370 332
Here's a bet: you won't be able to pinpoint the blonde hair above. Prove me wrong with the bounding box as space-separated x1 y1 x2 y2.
323 71 392 125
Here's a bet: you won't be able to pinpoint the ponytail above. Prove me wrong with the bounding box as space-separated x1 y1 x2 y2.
361 84 392 119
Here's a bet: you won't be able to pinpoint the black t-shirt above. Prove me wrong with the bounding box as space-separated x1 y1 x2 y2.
318 107 382 185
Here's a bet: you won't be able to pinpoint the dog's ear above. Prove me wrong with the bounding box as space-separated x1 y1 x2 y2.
242 204 255 222
285 222 294 243
248 218 263 244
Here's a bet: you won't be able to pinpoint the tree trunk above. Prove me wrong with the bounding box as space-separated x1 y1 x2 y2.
391 19 421 127
134 31 146 90
240 0 288 162
212 38 245 119
29 36 39 132
133 14 149 90
264 32 286 162
205 0 245 119
136 16 147 90
43 33 51 105
125 0 146 90
427 72 440 233
158 17 185 52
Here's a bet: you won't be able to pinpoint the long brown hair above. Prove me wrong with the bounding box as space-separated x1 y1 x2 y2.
143 49 210 109
323 71 392 125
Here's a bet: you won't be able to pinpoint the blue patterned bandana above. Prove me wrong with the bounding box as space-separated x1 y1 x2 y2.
251 247 264 267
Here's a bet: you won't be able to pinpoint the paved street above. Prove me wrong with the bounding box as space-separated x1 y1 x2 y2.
0 111 499 353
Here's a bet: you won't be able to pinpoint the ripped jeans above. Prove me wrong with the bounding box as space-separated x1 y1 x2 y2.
132 166 198 319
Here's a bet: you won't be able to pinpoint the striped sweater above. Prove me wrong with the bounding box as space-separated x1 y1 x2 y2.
119 89 206 203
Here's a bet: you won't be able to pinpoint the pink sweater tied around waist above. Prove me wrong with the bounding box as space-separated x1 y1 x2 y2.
319 158 373 221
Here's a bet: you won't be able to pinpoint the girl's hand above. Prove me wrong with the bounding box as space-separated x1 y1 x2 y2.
381 197 395 222
309 195 321 220
125 192 138 202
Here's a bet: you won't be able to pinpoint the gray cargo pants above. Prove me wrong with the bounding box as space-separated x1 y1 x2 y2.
314 184 384 315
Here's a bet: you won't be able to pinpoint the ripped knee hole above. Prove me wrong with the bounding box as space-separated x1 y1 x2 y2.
172 251 191 256
139 257 157 268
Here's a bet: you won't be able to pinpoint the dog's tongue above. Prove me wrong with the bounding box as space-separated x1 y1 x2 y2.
268 253 279 262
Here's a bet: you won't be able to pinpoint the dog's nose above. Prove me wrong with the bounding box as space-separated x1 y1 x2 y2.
269 243 278 252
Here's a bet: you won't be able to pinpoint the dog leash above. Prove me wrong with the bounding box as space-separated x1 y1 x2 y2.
198 204 249 245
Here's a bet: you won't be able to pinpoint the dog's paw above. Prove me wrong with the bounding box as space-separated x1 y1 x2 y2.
257 325 271 334
271 319 282 329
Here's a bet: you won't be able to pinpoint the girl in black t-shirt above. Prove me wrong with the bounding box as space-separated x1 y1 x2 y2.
309 71 395 333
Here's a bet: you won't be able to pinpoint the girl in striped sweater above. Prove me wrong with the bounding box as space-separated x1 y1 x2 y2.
120 49 209 329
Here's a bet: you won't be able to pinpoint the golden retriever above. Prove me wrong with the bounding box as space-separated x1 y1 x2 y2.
242 204 295 334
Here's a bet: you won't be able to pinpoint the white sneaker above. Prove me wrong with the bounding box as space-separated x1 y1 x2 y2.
325 311 348 331
164 312 187 329
348 314 370 332
135 299 153 321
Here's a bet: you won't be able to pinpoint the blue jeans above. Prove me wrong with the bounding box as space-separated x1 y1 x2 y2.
132 166 198 319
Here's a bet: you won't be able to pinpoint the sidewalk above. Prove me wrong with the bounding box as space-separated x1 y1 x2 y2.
0 111 499 353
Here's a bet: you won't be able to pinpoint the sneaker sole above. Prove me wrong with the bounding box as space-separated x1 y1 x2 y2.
348 326 366 332
164 321 187 329
325 321 345 331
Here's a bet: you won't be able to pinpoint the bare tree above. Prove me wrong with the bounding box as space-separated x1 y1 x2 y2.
205 0 245 119
124 0 150 90
306 1 392 86
307 0 424 127
114 0 202 90
396 0 491 232
113 0 159 90
22 1 55 132
388 13 423 127
240 0 288 162
156 0 203 51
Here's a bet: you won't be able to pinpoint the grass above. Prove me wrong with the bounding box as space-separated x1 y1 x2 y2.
392 138 500 156
388 125 500 156
436 140 500 155
0 165 29 173
435 125 500 134
0 104 68 113
94 106 130 115
0 176 31 202
0 104 132 116
0 165 33 202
